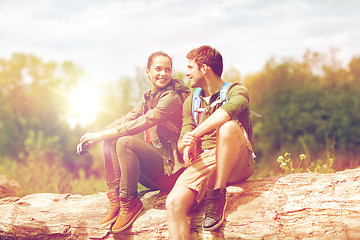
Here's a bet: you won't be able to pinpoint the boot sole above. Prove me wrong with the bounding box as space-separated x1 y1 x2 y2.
111 205 144 233
99 215 118 228
202 199 227 231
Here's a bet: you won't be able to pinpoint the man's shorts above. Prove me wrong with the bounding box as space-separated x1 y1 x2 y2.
174 125 255 204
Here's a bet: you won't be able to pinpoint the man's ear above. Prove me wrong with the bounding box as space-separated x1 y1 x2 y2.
201 64 208 75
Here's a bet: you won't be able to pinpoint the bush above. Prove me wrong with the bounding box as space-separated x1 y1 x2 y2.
277 152 334 175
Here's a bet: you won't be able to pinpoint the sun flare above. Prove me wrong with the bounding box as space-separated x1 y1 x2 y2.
65 83 102 128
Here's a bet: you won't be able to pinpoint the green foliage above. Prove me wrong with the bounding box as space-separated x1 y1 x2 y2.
0 53 104 195
307 157 335 174
0 156 108 196
1 50 359 195
277 152 306 174
0 53 80 160
277 152 334 175
222 67 242 83
94 67 148 129
0 53 150 195
246 50 360 170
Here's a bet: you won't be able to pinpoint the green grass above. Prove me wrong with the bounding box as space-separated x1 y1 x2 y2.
0 157 150 196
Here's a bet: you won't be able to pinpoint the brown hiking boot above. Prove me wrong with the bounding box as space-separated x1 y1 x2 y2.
111 195 143 233
99 191 120 228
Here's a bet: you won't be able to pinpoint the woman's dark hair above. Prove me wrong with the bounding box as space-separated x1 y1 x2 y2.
186 45 223 77
147 51 173 69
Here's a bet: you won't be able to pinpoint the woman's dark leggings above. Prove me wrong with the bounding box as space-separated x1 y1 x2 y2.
103 136 183 198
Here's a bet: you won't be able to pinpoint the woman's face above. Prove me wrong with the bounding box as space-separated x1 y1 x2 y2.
146 56 172 93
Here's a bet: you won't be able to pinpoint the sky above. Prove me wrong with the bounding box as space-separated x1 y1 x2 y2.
1 0 360 85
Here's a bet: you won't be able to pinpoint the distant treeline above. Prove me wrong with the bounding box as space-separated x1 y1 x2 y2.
0 50 359 194
243 50 360 173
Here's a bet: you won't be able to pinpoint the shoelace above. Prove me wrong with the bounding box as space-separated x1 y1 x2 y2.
107 193 117 212
120 201 131 216
205 196 219 218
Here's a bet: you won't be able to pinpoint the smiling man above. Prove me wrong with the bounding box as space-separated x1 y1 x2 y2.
166 45 255 239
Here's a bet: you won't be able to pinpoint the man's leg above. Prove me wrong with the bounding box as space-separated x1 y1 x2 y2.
166 186 197 240
214 120 251 189
203 120 253 230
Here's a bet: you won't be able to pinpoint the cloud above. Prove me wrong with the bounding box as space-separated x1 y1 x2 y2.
0 0 359 83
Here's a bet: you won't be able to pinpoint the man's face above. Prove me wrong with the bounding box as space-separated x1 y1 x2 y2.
146 56 172 92
186 60 205 88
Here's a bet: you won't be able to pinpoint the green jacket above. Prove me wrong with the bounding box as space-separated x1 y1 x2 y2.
104 79 190 175
179 82 252 154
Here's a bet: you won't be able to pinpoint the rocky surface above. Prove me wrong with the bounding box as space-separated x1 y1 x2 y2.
1 169 360 239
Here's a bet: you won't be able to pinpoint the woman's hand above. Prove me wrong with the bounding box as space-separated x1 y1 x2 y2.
76 132 101 155
76 128 119 155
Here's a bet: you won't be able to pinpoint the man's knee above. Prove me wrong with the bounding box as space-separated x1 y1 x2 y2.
166 187 195 215
218 120 241 139
166 191 182 216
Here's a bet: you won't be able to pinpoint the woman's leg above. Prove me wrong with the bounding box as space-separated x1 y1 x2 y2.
115 136 183 198
112 136 183 233
100 139 121 227
103 138 121 193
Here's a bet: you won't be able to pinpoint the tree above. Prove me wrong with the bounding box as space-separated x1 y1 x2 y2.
245 50 360 171
0 53 80 160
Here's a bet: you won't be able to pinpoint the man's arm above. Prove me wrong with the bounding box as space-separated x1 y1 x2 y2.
180 84 249 162
179 108 230 165
191 108 230 139
191 84 250 138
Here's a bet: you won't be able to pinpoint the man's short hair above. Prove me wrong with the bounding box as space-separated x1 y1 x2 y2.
186 45 223 77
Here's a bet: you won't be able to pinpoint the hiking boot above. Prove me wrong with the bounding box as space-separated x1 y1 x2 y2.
202 188 227 231
111 195 143 233
99 191 120 228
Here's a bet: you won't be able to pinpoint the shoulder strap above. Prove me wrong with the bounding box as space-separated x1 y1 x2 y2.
219 82 233 105
192 82 233 126
192 87 203 126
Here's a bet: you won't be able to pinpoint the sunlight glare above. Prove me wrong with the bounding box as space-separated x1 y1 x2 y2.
66 83 102 128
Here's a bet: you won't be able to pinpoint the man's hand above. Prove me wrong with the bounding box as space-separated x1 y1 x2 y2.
183 144 197 166
182 132 197 146
181 131 197 166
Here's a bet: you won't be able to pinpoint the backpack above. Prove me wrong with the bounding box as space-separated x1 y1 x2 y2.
192 82 233 126
191 82 259 159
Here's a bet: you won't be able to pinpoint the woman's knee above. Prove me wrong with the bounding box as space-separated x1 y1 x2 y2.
115 135 136 150
103 139 113 152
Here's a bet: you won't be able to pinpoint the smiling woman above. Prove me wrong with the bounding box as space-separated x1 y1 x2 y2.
65 83 102 128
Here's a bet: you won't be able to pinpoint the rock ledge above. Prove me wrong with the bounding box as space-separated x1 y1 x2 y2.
1 169 360 239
